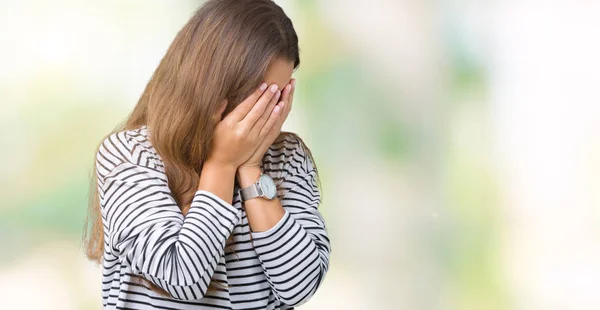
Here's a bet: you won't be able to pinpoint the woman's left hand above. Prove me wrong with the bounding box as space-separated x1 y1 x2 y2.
239 79 295 171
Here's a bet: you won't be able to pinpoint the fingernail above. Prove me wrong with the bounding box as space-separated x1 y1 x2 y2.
291 79 296 87
270 84 278 92
286 84 292 92
260 83 267 91
275 90 281 99
273 106 281 114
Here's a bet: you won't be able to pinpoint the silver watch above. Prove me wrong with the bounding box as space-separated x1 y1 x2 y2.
239 173 277 202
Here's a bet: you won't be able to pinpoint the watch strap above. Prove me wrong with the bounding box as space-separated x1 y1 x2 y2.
240 180 262 202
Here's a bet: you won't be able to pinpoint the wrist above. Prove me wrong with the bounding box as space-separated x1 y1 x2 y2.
197 159 237 205
203 159 237 175
237 166 262 188
199 160 237 192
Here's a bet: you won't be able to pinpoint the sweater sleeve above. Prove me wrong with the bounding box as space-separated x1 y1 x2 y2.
250 140 331 306
96 136 241 301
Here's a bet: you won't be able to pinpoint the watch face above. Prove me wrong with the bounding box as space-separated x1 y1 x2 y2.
259 174 277 199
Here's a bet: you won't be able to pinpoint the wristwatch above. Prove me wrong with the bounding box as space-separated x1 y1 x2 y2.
239 173 277 202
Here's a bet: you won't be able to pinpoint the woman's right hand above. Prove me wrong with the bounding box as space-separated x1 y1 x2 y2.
206 82 282 169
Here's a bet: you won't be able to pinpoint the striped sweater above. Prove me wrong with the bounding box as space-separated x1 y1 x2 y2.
95 125 330 309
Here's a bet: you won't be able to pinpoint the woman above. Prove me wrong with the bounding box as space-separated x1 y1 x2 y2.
83 0 330 309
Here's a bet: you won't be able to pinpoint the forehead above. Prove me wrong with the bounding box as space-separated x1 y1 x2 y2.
264 58 294 90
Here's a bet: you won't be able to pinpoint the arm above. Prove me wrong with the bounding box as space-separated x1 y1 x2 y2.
238 142 331 306
97 82 280 301
98 147 241 301
198 160 237 205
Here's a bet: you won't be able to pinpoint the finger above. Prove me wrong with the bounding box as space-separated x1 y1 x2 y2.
289 79 296 106
227 82 268 121
276 84 292 122
280 83 292 104
253 89 281 133
242 83 278 125
259 102 282 137
281 82 294 118
275 99 291 127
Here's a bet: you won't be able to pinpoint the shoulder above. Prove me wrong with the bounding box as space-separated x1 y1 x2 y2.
95 125 164 181
262 133 315 180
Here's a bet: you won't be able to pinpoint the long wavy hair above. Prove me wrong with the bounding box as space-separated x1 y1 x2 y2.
83 0 319 296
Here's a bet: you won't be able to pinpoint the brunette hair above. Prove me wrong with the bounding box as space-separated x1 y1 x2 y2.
83 0 319 297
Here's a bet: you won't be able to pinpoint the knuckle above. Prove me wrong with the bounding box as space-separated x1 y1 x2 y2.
263 91 275 101
223 118 234 128
235 126 247 137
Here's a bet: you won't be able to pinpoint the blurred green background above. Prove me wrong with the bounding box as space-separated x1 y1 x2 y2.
1 1 599 309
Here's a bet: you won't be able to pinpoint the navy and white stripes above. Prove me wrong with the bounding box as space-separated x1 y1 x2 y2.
95 125 330 309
